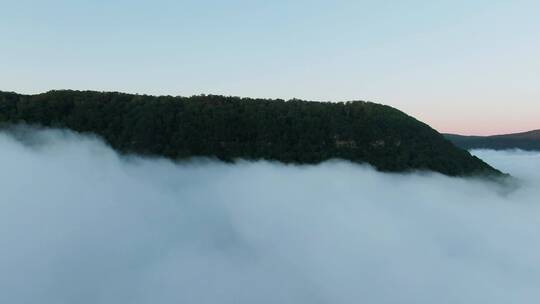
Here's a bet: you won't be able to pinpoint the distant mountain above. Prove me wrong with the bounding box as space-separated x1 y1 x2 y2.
0 90 502 177
445 130 540 151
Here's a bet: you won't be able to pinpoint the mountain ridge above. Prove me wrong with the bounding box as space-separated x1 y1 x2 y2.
445 130 540 151
0 90 502 177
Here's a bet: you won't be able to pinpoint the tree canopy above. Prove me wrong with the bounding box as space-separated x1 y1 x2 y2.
0 90 501 176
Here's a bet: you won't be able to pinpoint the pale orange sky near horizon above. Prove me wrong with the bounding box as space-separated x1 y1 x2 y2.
1 0 538 136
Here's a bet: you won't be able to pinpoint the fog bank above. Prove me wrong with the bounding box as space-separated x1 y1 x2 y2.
1 127 539 304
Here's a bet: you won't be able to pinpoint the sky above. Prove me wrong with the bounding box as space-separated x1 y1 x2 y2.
1 126 540 303
1 0 538 135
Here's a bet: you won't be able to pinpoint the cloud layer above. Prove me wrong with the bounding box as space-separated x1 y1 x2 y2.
1 127 539 304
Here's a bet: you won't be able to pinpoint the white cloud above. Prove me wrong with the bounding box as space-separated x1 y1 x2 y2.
0 127 539 303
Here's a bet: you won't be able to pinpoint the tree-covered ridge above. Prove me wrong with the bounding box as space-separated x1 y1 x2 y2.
445 131 540 151
0 90 500 176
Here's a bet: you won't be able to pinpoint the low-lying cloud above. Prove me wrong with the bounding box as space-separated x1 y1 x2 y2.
1 127 539 304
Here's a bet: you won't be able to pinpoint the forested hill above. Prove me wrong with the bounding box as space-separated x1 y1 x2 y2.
0 90 501 176
445 130 540 151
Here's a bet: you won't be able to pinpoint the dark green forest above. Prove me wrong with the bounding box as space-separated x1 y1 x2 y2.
0 90 500 176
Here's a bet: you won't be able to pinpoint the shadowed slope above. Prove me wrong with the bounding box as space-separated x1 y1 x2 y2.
0 90 501 176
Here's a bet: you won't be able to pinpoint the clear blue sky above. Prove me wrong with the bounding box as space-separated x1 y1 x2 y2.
1 0 538 135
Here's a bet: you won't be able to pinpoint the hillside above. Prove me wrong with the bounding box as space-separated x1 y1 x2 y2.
0 90 501 176
445 130 540 151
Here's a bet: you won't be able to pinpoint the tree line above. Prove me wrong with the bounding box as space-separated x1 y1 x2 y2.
0 90 500 176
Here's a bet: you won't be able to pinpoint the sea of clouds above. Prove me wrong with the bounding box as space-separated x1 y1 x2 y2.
1 126 539 304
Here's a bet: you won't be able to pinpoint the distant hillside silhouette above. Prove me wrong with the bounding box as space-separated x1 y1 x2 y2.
445 130 540 151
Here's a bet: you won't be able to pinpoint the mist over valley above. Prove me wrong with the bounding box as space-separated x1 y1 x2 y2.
1 127 539 303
